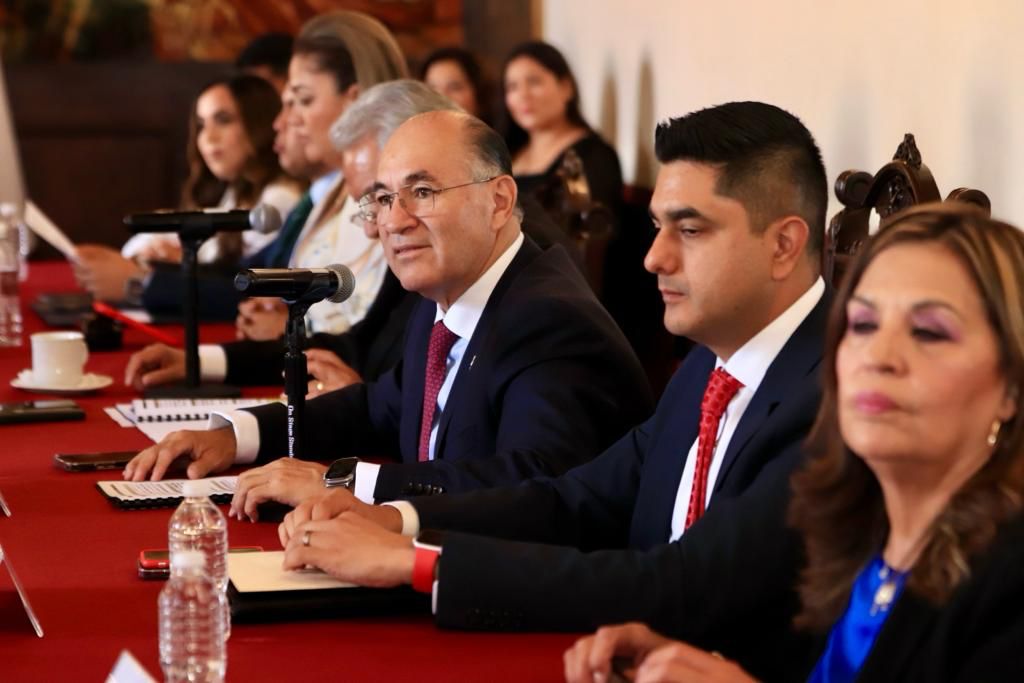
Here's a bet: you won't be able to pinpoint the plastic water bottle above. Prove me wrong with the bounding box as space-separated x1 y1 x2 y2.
158 550 227 683
0 203 22 347
16 211 32 282
168 480 230 638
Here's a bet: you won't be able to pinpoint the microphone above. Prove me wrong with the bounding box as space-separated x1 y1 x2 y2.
124 204 282 235
234 264 356 304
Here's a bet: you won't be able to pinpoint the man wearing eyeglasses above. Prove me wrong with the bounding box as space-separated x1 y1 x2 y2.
124 109 653 516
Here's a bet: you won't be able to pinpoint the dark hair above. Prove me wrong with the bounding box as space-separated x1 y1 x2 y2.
181 75 285 264
419 46 490 121
499 41 589 155
293 30 357 94
462 115 513 178
654 101 827 256
235 32 293 78
790 202 1024 630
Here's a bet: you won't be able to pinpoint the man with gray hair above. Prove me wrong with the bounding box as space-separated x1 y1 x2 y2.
125 106 653 515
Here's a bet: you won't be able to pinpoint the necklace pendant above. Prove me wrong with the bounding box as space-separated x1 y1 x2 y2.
871 580 897 616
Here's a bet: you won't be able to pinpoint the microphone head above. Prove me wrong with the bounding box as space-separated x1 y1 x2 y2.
249 204 282 235
324 264 356 303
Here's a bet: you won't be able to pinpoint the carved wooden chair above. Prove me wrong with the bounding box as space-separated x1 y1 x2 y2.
823 133 991 286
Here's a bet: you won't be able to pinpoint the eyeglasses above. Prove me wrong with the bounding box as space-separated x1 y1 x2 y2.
358 176 498 224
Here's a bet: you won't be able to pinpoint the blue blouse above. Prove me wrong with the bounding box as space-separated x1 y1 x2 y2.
807 555 908 683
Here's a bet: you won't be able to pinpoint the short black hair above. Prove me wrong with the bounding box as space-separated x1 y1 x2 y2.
235 32 293 77
463 116 512 178
654 101 828 256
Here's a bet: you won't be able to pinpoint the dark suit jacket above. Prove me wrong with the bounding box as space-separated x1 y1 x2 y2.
221 270 414 385
244 236 654 501
409 291 829 680
843 512 1024 682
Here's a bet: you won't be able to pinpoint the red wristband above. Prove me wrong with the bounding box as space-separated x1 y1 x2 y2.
412 546 439 594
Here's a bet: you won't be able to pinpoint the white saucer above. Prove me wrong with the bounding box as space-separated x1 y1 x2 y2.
11 369 114 395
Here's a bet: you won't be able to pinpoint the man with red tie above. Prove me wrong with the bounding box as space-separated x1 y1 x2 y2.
124 109 653 510
270 101 830 681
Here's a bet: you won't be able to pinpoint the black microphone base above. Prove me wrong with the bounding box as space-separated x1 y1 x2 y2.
143 382 242 399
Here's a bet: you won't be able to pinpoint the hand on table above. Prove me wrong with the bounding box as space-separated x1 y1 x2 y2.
123 427 237 481
72 244 144 302
279 488 403 545
305 348 362 398
124 343 185 390
236 297 288 340
229 457 328 521
564 622 756 683
282 511 415 588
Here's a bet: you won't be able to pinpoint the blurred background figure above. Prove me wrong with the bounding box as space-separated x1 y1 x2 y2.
235 32 294 93
232 10 408 341
501 40 622 230
563 203 1024 683
73 74 300 302
419 46 491 122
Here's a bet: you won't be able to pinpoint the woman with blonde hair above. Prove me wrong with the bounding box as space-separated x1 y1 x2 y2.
235 10 408 341
564 202 1024 682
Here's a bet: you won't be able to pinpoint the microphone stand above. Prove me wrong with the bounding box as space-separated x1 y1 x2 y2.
282 300 313 459
140 224 241 399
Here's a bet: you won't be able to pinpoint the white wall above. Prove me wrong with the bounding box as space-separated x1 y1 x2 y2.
541 0 1024 223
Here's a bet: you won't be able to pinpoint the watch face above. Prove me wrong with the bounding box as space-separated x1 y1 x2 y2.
325 457 358 487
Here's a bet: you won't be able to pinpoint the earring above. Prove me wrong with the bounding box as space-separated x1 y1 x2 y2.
987 419 1002 447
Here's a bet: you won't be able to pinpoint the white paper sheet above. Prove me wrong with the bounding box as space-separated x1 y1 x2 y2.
228 550 356 593
97 476 237 502
24 200 76 259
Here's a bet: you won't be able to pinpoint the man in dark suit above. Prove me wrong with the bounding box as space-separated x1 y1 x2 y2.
271 101 830 681
127 82 578 396
124 110 654 516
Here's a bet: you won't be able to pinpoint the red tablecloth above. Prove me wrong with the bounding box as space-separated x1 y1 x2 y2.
0 262 576 681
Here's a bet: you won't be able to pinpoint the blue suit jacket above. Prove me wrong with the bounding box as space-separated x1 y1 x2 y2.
244 237 653 501
410 290 830 680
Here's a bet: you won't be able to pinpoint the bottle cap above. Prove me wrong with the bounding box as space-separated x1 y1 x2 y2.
170 550 205 570
181 480 207 498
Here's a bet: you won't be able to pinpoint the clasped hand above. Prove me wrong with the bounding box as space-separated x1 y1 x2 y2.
563 623 757 683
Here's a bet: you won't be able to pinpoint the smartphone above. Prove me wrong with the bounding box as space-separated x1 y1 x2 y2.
54 451 137 472
138 547 264 580
0 400 85 425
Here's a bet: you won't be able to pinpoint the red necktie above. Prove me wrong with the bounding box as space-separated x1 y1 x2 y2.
418 321 460 462
684 367 743 529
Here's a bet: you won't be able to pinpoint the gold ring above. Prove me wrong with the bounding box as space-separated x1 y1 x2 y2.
316 381 324 392
302 530 312 547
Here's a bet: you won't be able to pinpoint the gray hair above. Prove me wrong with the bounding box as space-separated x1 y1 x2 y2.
331 79 461 151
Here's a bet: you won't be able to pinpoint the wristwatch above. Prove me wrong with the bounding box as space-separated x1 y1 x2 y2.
323 457 359 490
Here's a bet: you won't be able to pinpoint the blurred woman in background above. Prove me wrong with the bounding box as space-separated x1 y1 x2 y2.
75 74 299 301
501 40 622 225
230 10 408 341
420 46 489 121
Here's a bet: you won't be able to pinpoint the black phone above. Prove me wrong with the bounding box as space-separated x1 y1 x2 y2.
0 400 85 425
53 451 137 472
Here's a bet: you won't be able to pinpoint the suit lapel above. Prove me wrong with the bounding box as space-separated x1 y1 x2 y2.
711 293 830 493
400 300 437 461
431 238 541 459
631 349 714 549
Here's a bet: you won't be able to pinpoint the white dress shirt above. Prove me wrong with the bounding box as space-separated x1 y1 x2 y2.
667 276 824 541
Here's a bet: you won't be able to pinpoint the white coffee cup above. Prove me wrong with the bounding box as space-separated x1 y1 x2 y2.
30 331 88 388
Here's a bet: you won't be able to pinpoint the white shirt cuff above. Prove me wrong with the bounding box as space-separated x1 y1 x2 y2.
353 462 380 504
208 409 261 464
382 500 421 537
198 344 228 382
